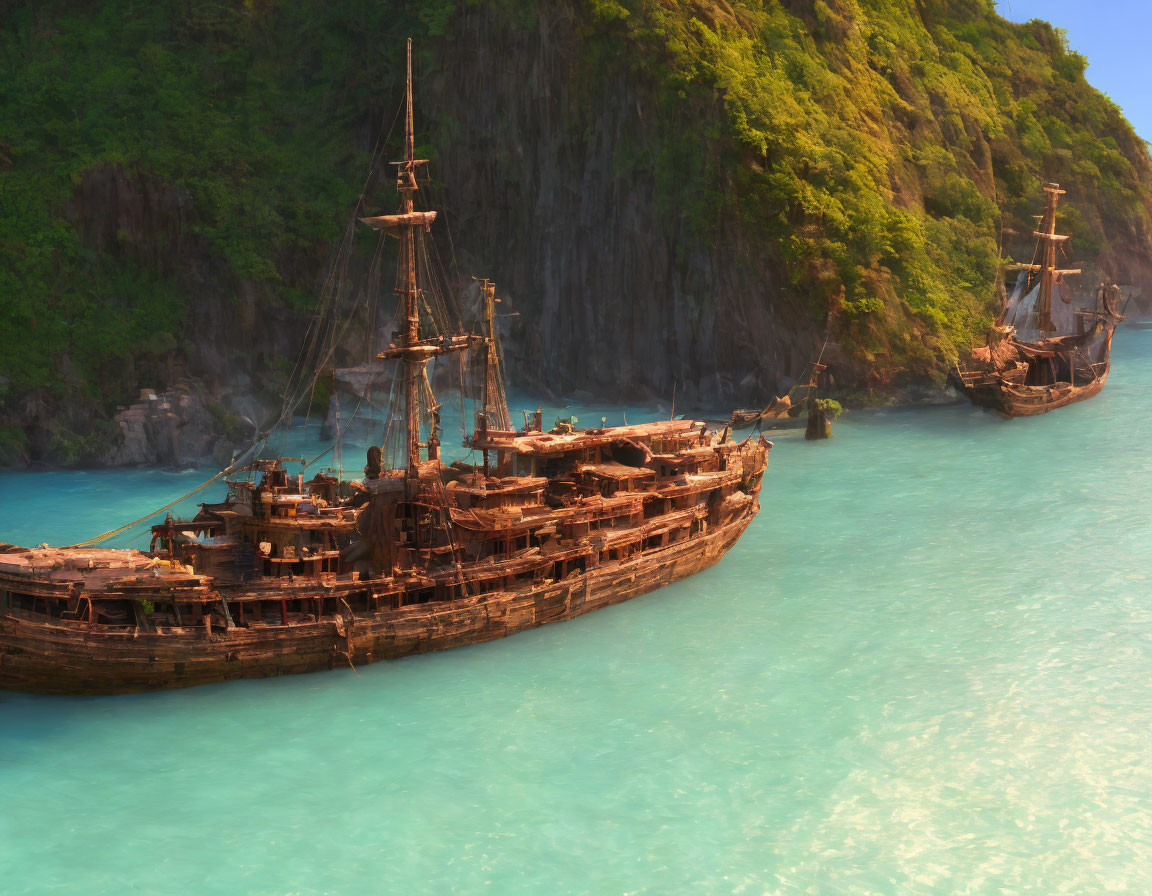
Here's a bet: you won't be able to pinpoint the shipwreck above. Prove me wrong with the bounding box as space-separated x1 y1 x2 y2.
0 42 771 695
953 183 1124 416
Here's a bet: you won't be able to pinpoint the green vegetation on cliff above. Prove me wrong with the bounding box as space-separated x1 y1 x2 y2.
1 1 413 395
2 0 1150 463
581 0 1151 372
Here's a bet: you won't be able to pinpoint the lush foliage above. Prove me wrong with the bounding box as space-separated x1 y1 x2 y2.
2 0 1150 462
0 1 437 401
577 0 1152 377
814 397 844 421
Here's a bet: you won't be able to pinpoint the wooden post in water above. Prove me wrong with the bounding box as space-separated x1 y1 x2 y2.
803 357 832 440
805 400 831 440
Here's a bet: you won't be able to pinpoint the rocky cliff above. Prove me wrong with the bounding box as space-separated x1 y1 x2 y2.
2 0 1151 465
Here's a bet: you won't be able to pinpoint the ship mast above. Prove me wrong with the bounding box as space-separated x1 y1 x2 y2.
361 39 481 493
400 39 421 482
473 278 513 477
1002 183 1081 335
1035 184 1068 333
480 279 512 434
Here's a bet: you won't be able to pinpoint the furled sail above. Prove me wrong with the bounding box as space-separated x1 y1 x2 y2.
359 211 437 236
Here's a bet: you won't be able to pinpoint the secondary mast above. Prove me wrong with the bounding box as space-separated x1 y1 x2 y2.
472 278 514 476
479 279 512 434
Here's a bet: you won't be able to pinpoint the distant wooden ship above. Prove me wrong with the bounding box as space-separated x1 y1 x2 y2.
0 42 771 695
953 183 1124 416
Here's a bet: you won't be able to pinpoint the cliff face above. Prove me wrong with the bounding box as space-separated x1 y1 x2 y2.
430 0 1152 403
424 4 825 408
2 0 1151 465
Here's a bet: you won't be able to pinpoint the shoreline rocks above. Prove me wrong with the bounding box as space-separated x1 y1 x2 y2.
103 383 257 469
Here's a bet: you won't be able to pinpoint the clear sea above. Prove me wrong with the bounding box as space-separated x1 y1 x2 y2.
3 332 1152 894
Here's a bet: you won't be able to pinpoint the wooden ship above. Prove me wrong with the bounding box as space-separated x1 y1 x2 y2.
953 183 1124 416
0 43 771 695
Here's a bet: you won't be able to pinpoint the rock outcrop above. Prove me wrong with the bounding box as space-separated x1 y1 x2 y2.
103 385 255 469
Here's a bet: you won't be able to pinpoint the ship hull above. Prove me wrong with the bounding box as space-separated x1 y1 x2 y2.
0 499 758 696
955 364 1109 417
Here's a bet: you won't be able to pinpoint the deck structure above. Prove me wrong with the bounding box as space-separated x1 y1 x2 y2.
0 41 770 695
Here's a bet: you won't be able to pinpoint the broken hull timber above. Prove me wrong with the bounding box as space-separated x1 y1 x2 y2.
0 497 758 696
956 364 1110 417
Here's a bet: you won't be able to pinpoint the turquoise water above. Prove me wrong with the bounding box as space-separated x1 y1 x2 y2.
4 335 1152 893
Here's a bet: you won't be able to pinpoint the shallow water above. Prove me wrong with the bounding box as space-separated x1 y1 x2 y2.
3 334 1152 894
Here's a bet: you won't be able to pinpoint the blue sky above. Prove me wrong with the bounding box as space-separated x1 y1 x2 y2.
997 0 1152 141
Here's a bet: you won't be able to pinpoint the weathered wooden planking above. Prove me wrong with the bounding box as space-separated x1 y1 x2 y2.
0 502 756 695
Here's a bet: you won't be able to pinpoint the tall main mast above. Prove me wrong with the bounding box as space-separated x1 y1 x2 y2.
1002 183 1081 335
400 38 421 480
1035 183 1068 333
361 39 480 489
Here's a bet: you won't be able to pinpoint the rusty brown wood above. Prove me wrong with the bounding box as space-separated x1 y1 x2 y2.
0 496 762 695
0 42 776 697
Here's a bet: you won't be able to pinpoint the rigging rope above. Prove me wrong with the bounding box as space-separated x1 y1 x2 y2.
271 93 405 447
62 449 262 549
58 79 497 552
